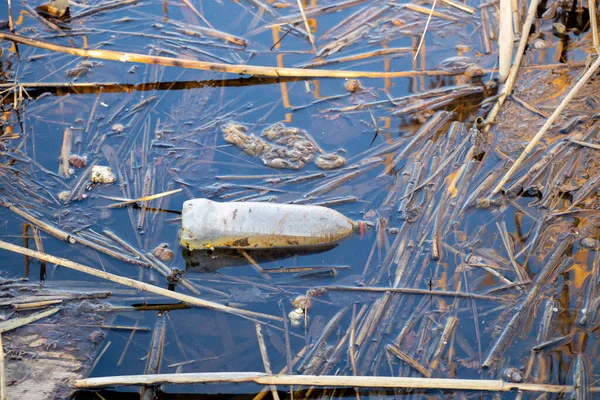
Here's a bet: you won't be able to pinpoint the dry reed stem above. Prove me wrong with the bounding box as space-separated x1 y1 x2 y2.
589 0 600 53
480 6 492 54
0 240 282 322
0 307 59 333
484 0 539 127
492 56 600 194
498 0 514 82
569 138 600 150
12 299 63 310
404 4 457 20
512 0 520 33
0 32 456 79
72 372 577 392
439 0 474 13
295 0 316 52
255 324 280 400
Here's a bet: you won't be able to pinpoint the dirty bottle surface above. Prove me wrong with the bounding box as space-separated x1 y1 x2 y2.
180 198 356 250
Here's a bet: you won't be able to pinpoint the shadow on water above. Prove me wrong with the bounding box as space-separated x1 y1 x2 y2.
0 76 310 96
183 246 338 273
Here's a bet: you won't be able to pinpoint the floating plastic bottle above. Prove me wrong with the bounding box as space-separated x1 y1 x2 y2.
180 198 357 250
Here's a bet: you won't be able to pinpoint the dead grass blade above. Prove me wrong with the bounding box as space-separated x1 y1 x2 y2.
295 0 316 52
413 0 438 60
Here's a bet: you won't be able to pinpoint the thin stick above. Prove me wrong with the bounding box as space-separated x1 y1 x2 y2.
414 0 438 60
0 240 281 322
0 32 456 79
118 320 140 366
492 57 600 194
180 0 215 29
72 372 578 392
107 188 182 208
295 0 316 52
255 324 280 400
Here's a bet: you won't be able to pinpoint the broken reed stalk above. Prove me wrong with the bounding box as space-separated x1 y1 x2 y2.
0 240 281 322
12 299 63 310
255 324 280 400
589 0 600 51
498 0 513 82
0 32 456 79
6 0 14 32
484 0 539 127
72 372 578 392
0 307 59 333
492 56 600 194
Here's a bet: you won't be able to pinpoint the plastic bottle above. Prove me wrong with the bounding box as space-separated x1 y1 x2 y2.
180 198 357 250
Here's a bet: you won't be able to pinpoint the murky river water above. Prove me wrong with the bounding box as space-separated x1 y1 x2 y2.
0 0 598 398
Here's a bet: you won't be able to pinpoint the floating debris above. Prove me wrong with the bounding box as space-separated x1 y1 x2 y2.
291 295 311 311
288 308 306 328
91 166 116 184
180 198 357 250
153 243 173 262
68 154 88 169
222 122 346 170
